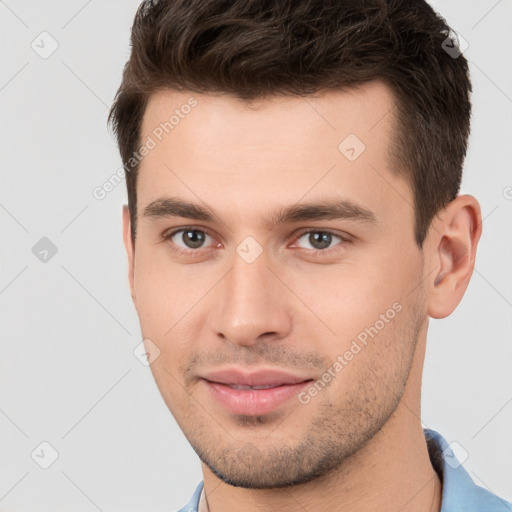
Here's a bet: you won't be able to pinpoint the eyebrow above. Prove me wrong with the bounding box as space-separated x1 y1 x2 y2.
143 196 377 227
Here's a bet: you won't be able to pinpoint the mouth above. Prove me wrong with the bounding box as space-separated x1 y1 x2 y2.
200 369 314 416
222 383 289 390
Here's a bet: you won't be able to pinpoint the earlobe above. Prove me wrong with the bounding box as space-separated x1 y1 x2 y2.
426 195 482 319
122 205 137 305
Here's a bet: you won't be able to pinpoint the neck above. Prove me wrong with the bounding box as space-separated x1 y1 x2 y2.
200 416 442 512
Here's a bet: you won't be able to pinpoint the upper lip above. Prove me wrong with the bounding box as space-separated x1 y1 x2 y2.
200 368 313 387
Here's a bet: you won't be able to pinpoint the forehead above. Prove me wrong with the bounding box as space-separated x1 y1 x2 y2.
136 81 412 230
141 80 397 150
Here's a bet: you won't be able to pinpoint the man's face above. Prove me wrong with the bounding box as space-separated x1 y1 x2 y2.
125 81 428 488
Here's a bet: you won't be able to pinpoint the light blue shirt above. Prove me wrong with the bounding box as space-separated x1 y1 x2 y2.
178 428 512 511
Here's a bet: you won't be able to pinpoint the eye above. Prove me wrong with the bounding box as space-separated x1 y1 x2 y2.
165 228 215 250
293 230 347 252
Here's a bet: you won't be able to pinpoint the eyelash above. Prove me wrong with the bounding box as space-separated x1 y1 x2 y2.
162 226 350 257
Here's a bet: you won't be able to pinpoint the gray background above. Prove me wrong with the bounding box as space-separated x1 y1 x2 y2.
1 0 511 510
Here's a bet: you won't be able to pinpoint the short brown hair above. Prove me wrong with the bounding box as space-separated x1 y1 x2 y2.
108 0 472 247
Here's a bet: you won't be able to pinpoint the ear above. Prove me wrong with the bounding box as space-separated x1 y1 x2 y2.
424 195 482 319
122 205 136 305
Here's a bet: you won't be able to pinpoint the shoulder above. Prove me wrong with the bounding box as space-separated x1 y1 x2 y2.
424 428 512 512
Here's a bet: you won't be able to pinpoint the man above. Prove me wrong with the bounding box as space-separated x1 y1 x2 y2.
108 0 512 510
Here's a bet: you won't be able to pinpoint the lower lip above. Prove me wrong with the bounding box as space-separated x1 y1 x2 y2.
203 380 311 416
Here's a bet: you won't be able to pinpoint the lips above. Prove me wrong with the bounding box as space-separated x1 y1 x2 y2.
200 369 313 416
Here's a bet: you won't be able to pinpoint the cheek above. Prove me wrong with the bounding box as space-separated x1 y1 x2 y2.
132 246 221 368
133 246 199 332
292 249 420 351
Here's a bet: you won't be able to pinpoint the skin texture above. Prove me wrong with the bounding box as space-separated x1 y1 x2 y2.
122 80 482 511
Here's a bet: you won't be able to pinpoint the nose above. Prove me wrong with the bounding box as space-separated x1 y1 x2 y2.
208 251 293 347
